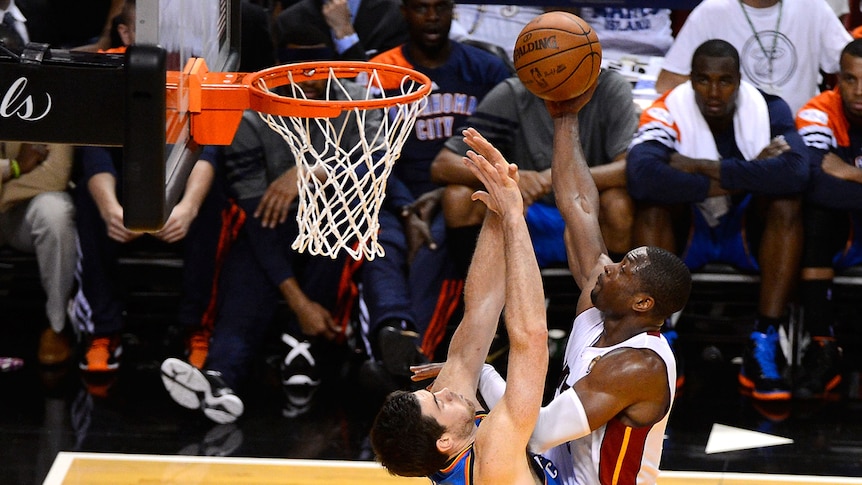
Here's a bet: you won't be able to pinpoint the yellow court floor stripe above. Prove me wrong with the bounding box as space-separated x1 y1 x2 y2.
44 452 862 485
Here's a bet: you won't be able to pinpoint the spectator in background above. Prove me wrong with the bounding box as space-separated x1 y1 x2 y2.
273 0 408 61
70 144 224 379
577 7 673 60
1 0 76 369
358 0 511 389
448 3 543 56
431 69 638 277
627 40 809 401
655 0 851 114
794 38 862 399
161 41 386 423
824 0 850 28
0 142 76 366
70 3 226 390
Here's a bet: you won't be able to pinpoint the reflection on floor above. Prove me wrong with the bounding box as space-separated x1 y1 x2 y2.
2 262 862 485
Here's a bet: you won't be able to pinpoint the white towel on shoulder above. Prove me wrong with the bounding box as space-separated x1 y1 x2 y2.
665 80 770 226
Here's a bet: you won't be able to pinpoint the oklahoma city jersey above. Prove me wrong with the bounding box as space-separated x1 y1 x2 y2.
545 307 676 485
431 414 562 485
369 42 511 197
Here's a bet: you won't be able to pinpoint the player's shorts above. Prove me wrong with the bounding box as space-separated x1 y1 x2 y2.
681 194 760 272
526 202 566 268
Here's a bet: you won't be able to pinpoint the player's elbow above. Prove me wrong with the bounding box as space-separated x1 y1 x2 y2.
509 321 549 351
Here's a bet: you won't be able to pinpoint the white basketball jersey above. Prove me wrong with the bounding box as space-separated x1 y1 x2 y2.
545 307 676 485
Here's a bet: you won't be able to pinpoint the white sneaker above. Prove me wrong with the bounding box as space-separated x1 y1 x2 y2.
161 358 244 424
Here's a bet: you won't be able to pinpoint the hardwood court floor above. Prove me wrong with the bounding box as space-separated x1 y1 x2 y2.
42 453 862 485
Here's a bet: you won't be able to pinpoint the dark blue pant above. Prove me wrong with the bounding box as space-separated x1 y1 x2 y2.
205 205 347 389
359 208 454 344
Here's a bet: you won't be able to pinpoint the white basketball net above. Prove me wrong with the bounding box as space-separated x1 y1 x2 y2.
253 66 427 261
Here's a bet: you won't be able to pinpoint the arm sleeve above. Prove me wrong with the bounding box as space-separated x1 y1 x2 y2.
528 388 591 454
332 33 360 55
79 146 117 183
626 141 711 203
476 363 506 410
197 145 220 168
718 96 809 195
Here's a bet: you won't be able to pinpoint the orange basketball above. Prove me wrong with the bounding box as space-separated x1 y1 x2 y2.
513 12 602 101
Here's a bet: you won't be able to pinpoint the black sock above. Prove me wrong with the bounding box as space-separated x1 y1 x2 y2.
800 279 834 338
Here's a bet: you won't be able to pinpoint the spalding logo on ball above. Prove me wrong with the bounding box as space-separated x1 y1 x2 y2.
513 11 602 101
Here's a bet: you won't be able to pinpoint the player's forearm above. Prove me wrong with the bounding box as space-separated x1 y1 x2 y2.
446 211 506 369
87 172 121 216
176 161 215 215
501 212 546 344
551 113 607 286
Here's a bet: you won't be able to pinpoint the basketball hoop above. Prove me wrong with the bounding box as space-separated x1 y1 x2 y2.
240 61 431 261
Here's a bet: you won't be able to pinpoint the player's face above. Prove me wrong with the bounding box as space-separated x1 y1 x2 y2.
691 56 740 122
838 53 862 123
591 247 650 313
415 388 475 439
402 0 453 51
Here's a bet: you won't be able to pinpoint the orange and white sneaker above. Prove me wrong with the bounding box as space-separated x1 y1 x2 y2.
187 329 211 370
79 335 122 372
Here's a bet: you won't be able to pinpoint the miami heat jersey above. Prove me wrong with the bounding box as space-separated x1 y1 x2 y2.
545 307 676 485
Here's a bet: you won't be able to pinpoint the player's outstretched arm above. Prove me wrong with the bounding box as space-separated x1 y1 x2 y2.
429 136 507 399
547 85 612 300
462 129 549 483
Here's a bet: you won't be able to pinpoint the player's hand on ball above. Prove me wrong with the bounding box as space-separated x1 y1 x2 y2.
544 80 598 119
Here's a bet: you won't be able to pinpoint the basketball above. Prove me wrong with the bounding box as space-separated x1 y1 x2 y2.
513 12 602 101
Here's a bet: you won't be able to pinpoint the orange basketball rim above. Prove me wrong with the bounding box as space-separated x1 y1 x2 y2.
166 58 433 145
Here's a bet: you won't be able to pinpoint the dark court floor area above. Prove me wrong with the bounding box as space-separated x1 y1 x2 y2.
2 253 862 485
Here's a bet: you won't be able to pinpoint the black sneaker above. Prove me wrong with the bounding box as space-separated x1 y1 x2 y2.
738 327 791 401
794 336 842 399
160 358 244 424
377 324 429 377
280 333 320 418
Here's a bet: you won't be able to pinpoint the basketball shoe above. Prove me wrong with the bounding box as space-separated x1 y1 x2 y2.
160 357 244 424
738 326 791 400
794 336 842 399
280 333 320 418
79 335 122 372
377 323 428 377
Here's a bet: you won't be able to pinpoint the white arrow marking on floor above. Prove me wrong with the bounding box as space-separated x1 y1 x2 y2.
705 423 793 454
